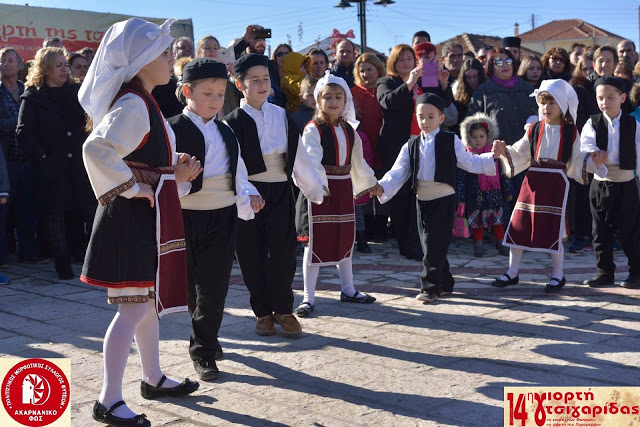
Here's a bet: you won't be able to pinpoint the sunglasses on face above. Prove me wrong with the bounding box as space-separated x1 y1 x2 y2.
493 58 513 67
550 56 566 63
275 51 288 58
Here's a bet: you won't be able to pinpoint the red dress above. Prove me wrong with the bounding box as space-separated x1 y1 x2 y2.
351 85 383 170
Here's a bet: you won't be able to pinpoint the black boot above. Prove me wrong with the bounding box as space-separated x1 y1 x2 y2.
364 214 375 241
55 256 74 280
356 231 372 253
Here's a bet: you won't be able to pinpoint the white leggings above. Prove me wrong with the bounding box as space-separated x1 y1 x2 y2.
302 247 357 305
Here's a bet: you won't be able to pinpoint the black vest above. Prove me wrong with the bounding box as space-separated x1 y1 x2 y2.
312 121 355 166
591 113 637 170
115 85 171 168
168 114 239 195
408 131 457 190
528 121 576 163
223 107 298 180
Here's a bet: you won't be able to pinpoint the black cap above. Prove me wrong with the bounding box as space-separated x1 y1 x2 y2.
233 53 269 76
416 92 446 112
182 58 228 83
501 37 521 48
594 76 627 93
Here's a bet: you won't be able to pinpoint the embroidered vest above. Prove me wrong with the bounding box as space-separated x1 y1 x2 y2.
311 121 355 167
528 120 576 163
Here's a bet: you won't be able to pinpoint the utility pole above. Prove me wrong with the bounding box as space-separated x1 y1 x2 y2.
531 14 535 30
358 1 367 53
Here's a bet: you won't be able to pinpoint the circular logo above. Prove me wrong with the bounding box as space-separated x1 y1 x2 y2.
2 359 69 426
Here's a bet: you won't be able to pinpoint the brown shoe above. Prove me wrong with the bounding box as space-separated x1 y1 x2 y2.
255 315 275 336
273 313 302 338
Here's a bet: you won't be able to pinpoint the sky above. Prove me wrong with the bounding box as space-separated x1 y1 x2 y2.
3 0 638 55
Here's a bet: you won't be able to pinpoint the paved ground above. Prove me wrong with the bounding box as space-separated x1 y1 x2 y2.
1 237 639 426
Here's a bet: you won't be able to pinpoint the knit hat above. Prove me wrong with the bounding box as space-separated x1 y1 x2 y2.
460 112 499 148
314 70 359 129
530 79 579 124
79 17 176 125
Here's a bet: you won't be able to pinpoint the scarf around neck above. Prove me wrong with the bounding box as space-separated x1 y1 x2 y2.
491 75 518 89
467 144 500 191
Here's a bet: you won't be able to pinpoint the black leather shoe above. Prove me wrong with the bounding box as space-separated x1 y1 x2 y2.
92 400 150 427
214 343 223 361
356 231 372 253
583 276 614 287
140 375 200 399
491 273 519 288
621 275 640 289
544 277 566 293
340 291 376 303
193 358 219 381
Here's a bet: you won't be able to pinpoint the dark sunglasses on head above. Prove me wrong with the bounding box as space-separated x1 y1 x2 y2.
494 58 514 67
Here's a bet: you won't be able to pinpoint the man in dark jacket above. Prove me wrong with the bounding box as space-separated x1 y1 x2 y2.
330 39 356 88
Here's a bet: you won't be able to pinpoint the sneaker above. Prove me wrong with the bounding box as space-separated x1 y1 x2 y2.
192 358 219 381
569 238 592 253
0 273 9 285
473 241 484 257
583 276 614 287
255 315 275 336
273 313 302 337
416 289 438 303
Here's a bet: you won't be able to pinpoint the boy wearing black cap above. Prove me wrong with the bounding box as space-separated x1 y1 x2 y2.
580 76 640 289
168 58 265 380
501 37 521 62
375 93 502 302
224 54 324 337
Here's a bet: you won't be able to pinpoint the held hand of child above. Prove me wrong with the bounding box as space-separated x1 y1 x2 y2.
492 140 506 158
175 158 202 183
249 195 265 213
370 183 384 198
134 183 155 208
590 151 608 168
0 197 7 205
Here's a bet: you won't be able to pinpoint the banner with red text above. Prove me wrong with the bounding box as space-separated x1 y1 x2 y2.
504 387 640 427
0 3 193 60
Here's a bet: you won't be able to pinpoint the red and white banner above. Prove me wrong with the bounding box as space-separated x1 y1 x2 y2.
0 3 193 60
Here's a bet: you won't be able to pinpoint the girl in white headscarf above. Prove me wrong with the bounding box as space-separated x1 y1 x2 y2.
79 17 202 426
491 79 607 293
294 71 382 317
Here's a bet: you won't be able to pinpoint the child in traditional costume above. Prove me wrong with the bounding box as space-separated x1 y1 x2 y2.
168 58 264 381
223 54 324 337
293 72 380 317
580 76 640 289
375 93 500 302
491 79 606 292
457 113 513 257
79 18 202 427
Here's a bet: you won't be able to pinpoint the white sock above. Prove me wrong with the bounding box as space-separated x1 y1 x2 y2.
337 259 357 297
505 247 523 279
302 247 320 306
550 245 564 284
99 303 148 419
134 301 180 389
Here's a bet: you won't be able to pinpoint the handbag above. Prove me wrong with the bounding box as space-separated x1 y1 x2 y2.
452 203 470 238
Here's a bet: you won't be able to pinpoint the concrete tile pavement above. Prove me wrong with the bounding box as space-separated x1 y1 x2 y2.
0 237 638 426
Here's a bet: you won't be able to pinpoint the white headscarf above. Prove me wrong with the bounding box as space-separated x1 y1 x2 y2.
313 70 359 129
530 79 579 125
79 17 176 125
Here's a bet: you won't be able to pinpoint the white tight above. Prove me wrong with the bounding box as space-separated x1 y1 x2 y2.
302 247 357 305
505 245 565 282
98 301 178 418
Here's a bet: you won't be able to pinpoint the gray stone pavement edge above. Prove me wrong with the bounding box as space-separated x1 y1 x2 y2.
0 237 639 426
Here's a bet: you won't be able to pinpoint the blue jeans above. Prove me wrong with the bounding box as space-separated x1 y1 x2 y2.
7 162 39 260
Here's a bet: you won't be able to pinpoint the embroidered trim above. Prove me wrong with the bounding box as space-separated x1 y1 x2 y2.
81 274 155 288
354 184 377 200
581 155 589 185
159 239 186 254
515 202 563 214
311 214 356 222
108 291 156 305
504 149 515 178
98 177 136 206
324 164 352 175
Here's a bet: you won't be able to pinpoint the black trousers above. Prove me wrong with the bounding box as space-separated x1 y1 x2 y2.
568 176 593 237
236 181 296 317
417 195 456 293
589 179 640 278
184 205 237 361
389 183 420 254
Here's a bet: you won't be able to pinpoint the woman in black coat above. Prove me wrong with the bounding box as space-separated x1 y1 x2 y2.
376 44 425 260
16 47 91 279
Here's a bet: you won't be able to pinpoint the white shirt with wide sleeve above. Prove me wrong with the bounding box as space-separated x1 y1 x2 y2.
378 129 496 203
501 123 604 183
83 93 185 201
240 99 324 203
580 112 640 182
301 123 378 196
